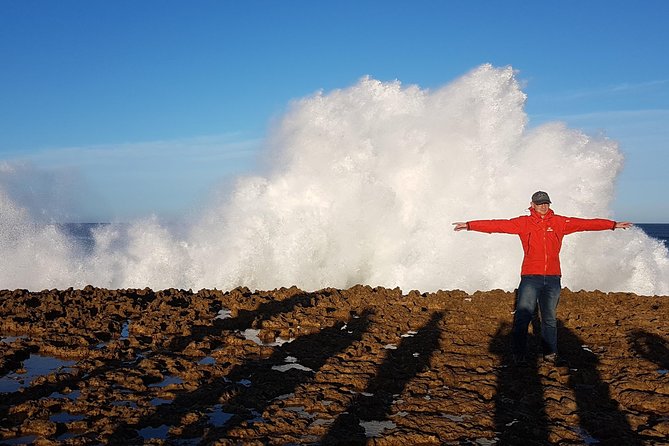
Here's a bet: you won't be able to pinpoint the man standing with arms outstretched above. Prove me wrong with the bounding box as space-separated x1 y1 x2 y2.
453 191 633 366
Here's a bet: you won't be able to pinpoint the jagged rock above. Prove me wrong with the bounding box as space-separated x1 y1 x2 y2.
0 286 666 444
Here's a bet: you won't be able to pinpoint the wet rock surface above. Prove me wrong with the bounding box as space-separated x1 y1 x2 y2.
0 285 667 445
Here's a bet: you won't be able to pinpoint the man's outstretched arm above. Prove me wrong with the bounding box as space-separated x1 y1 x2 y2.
564 218 634 234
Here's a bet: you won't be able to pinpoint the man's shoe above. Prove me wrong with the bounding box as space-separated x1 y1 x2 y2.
544 353 568 367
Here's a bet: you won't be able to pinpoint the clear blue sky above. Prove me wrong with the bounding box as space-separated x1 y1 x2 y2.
1 0 668 222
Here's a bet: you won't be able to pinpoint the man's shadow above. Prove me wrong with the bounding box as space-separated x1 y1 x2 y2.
490 320 643 445
108 303 372 444
321 311 445 445
559 322 643 445
490 321 549 445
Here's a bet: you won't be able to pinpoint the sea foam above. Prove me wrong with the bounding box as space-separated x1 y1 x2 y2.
1 65 668 294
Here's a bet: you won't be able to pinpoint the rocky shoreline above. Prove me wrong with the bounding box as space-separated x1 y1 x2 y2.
0 286 667 445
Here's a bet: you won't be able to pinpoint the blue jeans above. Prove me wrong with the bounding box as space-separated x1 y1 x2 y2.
512 275 561 357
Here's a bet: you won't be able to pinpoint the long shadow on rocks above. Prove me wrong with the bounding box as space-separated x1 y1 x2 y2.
205 309 372 442
321 311 444 446
559 323 643 445
629 329 669 371
168 291 318 352
490 321 549 445
109 307 372 444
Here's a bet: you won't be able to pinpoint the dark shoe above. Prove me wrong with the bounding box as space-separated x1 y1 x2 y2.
544 353 568 367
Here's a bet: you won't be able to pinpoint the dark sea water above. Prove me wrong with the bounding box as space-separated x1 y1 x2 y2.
636 224 669 248
58 223 669 251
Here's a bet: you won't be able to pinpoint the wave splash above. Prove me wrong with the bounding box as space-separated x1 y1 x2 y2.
2 65 668 294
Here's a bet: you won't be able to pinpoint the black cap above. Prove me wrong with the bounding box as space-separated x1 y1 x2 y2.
531 191 551 204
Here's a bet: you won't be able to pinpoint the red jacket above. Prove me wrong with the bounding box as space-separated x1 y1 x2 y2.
467 208 617 276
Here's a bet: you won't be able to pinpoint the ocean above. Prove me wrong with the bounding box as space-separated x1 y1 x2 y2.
635 224 669 247
60 223 669 251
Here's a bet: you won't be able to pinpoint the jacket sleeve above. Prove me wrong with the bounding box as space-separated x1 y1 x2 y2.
562 217 616 235
467 217 525 234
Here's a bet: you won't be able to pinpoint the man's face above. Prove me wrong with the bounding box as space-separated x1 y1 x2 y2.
531 202 550 215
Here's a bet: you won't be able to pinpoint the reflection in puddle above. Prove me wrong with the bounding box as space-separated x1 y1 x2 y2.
284 405 315 419
0 354 76 393
271 356 314 373
198 356 216 365
2 435 37 445
149 375 183 388
47 389 81 400
215 308 232 320
0 335 28 344
567 426 600 445
249 409 265 424
359 420 396 438
241 328 294 346
443 413 466 422
150 397 172 406
209 404 233 426
138 424 170 440
56 432 77 441
120 320 130 340
49 412 86 423
112 400 139 408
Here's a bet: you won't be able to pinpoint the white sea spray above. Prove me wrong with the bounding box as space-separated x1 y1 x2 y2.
1 65 668 294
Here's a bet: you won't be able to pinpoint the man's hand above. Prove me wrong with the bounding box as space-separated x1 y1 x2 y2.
452 222 468 231
615 222 633 230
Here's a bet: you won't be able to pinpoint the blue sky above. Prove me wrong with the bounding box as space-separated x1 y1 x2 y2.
1 0 668 222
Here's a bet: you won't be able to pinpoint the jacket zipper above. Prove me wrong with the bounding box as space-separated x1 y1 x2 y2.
543 223 548 274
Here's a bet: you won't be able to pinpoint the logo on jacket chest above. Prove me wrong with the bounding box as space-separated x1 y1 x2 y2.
546 227 554 232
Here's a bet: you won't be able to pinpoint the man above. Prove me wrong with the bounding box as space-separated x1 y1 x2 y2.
453 191 632 366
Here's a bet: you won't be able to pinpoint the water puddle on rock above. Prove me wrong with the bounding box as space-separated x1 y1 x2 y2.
2 435 37 445
567 426 600 445
0 354 76 393
198 356 216 365
149 375 184 388
215 308 232 320
1 335 28 344
209 404 234 426
359 420 396 438
284 405 316 419
47 389 81 400
49 412 86 423
241 328 295 347
443 413 470 422
112 400 139 408
271 356 314 373
150 397 172 406
138 424 170 440
249 409 266 424
120 320 130 340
